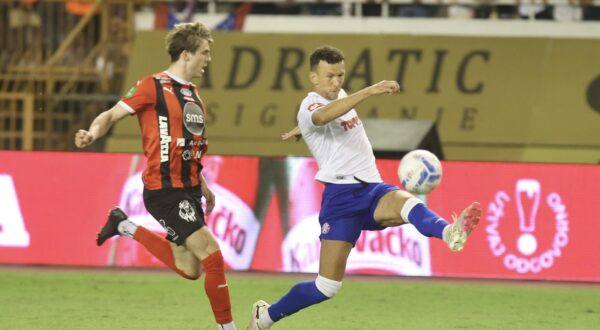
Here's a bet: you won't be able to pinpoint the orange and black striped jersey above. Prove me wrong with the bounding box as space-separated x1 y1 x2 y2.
118 71 208 190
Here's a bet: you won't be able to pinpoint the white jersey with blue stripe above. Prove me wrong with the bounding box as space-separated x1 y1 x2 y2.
297 89 382 184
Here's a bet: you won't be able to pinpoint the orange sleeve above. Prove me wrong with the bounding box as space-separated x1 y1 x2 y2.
119 76 156 114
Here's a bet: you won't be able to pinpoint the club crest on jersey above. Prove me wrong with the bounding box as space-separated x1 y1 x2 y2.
183 102 205 135
308 103 324 112
182 149 192 161
180 88 192 97
178 200 197 222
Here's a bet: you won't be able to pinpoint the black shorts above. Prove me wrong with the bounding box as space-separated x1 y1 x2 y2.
143 187 206 245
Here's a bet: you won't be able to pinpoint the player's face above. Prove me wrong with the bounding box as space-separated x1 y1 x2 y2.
312 60 345 100
185 39 211 79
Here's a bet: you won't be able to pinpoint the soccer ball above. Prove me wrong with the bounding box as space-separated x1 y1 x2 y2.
398 149 442 194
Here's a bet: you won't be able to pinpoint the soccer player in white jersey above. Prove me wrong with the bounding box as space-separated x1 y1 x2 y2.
247 45 482 330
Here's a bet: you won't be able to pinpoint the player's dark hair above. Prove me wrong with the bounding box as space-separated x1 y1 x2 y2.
310 46 345 72
165 22 213 62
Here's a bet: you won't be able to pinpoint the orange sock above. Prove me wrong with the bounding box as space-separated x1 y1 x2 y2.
133 226 199 280
202 250 233 324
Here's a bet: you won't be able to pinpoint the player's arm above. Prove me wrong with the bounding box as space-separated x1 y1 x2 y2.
199 173 215 215
281 126 302 141
311 80 400 126
74 104 130 148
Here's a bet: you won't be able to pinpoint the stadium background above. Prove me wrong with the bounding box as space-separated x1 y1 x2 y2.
1 1 600 328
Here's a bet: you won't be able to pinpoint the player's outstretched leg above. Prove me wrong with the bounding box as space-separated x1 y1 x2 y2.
96 207 129 246
442 202 482 252
247 300 271 330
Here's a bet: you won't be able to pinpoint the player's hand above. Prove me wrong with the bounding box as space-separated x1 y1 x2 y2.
368 80 400 96
74 129 95 148
281 131 302 141
281 127 302 141
201 185 216 215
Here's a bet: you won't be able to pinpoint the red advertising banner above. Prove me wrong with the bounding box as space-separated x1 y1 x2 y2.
426 161 600 282
1 151 599 282
0 151 132 266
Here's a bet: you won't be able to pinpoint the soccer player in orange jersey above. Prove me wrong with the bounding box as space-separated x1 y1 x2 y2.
75 22 237 330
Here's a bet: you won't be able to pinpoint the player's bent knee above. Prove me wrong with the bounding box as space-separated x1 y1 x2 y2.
177 265 202 280
315 275 342 298
182 269 201 280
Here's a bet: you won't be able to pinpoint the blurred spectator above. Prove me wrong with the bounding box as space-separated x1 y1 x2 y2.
447 5 475 19
474 5 517 19
519 4 553 20
395 4 438 18
362 1 381 17
308 3 341 16
496 5 519 19
583 3 600 20
65 0 99 16
63 0 101 66
10 0 41 29
7 0 42 65
251 1 301 15
553 5 583 21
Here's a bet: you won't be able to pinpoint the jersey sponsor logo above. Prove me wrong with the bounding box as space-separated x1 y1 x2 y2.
307 103 324 112
176 138 204 148
183 102 205 135
340 116 362 131
0 175 31 247
159 116 171 162
186 113 204 124
178 200 197 222
125 86 137 98
486 179 569 274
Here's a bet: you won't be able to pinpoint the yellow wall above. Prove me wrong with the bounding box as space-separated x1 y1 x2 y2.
107 32 600 164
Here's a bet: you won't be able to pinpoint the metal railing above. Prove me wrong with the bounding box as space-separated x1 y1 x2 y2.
0 0 136 151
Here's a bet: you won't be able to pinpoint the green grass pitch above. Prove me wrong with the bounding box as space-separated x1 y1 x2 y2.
1 266 599 329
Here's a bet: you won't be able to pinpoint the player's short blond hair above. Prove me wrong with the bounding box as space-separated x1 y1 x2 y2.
165 22 213 62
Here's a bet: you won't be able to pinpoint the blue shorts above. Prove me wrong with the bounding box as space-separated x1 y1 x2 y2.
318 182 399 245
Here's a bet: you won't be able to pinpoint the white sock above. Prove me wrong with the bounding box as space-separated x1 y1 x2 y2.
117 219 137 238
400 197 424 224
442 224 452 241
218 322 236 330
258 307 274 329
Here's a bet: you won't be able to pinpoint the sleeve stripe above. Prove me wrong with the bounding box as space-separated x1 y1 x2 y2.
117 100 136 114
